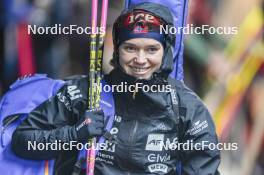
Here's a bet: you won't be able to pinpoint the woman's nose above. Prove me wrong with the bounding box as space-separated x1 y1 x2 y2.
134 50 146 64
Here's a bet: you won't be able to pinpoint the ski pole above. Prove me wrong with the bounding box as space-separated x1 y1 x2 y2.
87 0 98 174
87 0 108 175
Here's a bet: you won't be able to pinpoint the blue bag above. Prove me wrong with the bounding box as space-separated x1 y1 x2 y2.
0 74 64 175
0 74 115 175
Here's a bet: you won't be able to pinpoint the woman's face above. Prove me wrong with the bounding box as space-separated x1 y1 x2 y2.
118 38 164 79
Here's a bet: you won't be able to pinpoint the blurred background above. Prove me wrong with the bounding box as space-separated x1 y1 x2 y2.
0 0 263 174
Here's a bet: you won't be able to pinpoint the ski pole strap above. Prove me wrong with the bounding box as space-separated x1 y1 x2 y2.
72 115 115 175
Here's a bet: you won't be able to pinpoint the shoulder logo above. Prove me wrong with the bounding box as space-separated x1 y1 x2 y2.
57 92 72 111
67 85 83 100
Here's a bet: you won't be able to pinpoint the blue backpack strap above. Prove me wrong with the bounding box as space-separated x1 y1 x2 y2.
0 74 65 175
124 0 189 80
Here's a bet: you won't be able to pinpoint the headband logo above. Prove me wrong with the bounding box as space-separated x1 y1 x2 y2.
128 13 155 24
124 12 161 33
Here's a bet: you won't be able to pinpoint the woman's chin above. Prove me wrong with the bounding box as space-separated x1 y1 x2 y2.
130 71 152 80
128 72 147 79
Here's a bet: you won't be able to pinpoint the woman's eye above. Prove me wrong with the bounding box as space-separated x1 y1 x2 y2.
125 46 136 52
147 47 158 54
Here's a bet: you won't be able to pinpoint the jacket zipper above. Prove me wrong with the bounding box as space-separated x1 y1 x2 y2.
129 120 138 144
126 120 138 175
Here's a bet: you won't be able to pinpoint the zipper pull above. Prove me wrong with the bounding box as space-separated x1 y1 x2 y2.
132 90 137 99
132 80 140 99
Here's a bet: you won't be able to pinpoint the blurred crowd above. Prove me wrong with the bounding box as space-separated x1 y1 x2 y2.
0 0 263 175
0 0 124 95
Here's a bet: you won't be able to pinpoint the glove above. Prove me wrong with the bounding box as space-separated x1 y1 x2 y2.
75 109 105 143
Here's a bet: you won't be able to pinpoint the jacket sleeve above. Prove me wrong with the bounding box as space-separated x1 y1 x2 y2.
180 99 220 175
11 84 85 160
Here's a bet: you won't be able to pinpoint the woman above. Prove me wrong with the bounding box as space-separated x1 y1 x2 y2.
12 2 220 175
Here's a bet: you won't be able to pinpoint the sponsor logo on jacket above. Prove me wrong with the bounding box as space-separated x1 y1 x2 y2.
145 134 178 151
57 92 72 111
148 153 171 163
145 134 164 151
67 85 83 100
148 163 168 173
187 120 208 135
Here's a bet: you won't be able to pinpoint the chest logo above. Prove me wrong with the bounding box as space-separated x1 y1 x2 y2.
145 134 164 151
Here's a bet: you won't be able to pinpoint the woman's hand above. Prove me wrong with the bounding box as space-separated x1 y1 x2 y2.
75 109 105 143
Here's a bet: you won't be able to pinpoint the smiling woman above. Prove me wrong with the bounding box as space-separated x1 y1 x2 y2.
119 38 164 79
11 2 220 175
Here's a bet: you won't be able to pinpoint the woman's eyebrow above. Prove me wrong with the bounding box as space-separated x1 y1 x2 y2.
123 42 137 46
146 44 161 48
123 42 161 48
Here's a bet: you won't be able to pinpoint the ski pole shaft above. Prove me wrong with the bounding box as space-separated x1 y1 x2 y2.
87 0 108 175
87 0 98 174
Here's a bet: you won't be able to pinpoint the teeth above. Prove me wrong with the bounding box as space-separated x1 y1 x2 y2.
132 67 148 73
